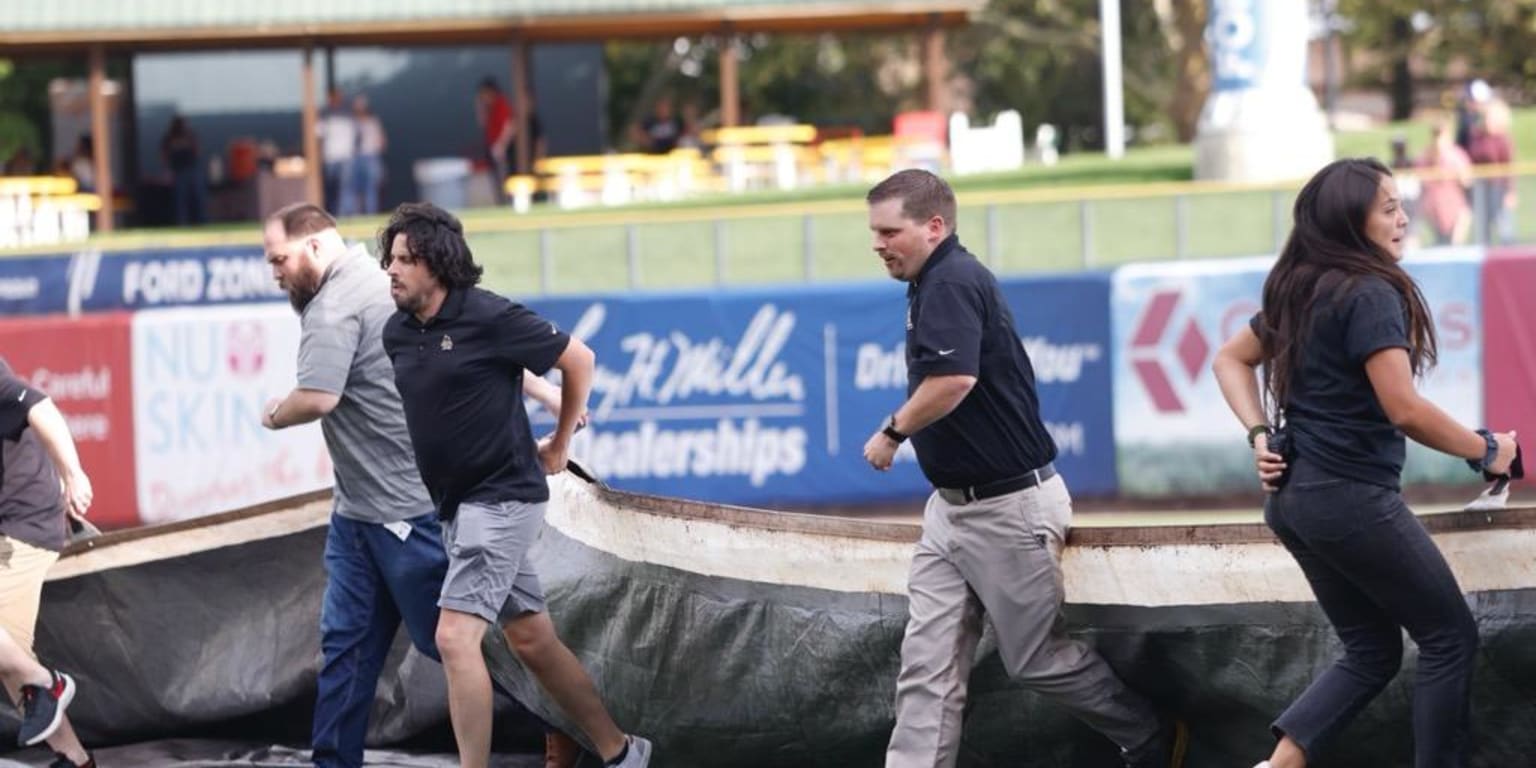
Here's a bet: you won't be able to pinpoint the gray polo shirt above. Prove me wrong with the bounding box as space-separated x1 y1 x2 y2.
299 246 432 523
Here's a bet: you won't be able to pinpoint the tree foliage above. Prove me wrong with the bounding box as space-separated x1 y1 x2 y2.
1336 0 1536 118
603 0 1205 153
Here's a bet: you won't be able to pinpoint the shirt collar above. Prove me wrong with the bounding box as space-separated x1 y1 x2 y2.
909 234 960 292
402 285 467 330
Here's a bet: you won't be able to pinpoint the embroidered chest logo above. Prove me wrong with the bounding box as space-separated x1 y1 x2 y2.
440 334 454 351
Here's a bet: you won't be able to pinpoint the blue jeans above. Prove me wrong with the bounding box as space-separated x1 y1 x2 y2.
1265 461 1478 767
312 512 447 768
171 167 206 225
351 154 383 215
325 159 358 216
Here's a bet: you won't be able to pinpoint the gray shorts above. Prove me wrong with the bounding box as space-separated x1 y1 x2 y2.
439 499 547 624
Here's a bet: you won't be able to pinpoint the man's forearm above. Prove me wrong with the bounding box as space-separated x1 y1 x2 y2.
269 388 340 428
553 362 592 445
892 375 976 435
27 398 85 479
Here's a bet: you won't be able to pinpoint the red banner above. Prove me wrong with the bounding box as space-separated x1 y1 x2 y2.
0 313 140 529
1482 247 1536 486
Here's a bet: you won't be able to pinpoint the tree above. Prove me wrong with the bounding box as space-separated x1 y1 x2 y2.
603 0 1195 153
1337 0 1536 119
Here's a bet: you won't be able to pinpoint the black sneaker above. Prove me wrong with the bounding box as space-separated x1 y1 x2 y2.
18 670 75 746
1123 719 1189 768
48 752 94 768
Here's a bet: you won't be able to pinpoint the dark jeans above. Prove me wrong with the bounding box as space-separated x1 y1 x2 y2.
312 512 447 768
1265 462 1478 768
171 167 206 225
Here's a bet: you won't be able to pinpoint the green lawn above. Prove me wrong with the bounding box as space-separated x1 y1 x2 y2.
13 109 1536 296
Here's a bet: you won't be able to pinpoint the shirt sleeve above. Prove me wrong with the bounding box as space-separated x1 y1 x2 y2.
0 373 45 441
1344 279 1411 365
496 302 571 376
908 281 983 378
297 307 361 395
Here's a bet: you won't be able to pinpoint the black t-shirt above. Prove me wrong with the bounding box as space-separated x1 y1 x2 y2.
642 115 684 154
0 364 66 552
1255 274 1410 489
383 287 570 519
905 235 1056 488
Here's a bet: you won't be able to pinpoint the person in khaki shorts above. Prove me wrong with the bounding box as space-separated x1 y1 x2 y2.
0 359 95 767
859 170 1185 768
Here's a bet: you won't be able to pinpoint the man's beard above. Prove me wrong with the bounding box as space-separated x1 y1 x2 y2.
392 288 423 316
286 267 322 313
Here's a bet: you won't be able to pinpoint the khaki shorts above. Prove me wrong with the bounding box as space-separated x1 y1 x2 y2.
0 536 59 655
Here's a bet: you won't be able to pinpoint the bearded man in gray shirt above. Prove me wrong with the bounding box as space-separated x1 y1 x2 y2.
260 203 577 768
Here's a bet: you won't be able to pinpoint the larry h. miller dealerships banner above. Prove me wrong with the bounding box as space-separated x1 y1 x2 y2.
528 273 1116 508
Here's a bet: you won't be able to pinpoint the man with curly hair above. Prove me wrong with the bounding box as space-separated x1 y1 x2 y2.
379 202 649 768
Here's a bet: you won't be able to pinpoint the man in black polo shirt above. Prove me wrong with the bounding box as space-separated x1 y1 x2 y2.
861 170 1182 768
378 203 650 768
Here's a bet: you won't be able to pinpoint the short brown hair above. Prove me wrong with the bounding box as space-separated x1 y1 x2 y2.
866 169 957 233
266 203 337 240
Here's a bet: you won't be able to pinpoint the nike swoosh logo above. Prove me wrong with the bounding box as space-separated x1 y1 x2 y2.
938 349 956 356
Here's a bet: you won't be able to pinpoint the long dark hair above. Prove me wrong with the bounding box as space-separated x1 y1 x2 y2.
1257 157 1436 417
376 202 483 290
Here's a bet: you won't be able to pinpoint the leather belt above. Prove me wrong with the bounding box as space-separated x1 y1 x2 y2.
936 463 1057 505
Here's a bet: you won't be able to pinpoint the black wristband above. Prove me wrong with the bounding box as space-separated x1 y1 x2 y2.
1468 428 1499 473
1246 424 1272 448
882 414 908 444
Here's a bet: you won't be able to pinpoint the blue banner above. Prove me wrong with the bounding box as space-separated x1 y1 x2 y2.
0 244 283 315
1208 0 1267 92
528 273 1116 507
0 255 73 315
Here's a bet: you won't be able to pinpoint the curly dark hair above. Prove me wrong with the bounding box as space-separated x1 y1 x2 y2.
376 202 483 290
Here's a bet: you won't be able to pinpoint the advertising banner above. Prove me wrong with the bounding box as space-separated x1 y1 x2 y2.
0 313 140 529
527 273 1117 507
0 255 73 316
1482 246 1536 485
1112 249 1484 497
131 304 330 523
0 244 287 316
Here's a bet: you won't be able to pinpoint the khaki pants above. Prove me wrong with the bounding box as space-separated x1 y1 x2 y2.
0 536 59 656
885 475 1158 768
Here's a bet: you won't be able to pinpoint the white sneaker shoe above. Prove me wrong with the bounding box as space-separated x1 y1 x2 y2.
611 735 652 768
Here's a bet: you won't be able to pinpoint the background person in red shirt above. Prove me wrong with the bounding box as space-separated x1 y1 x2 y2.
476 77 516 206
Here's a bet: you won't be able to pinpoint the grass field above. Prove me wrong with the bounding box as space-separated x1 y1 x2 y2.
12 109 1536 297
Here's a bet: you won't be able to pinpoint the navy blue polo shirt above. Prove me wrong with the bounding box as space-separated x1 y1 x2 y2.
383 287 570 519
905 235 1055 488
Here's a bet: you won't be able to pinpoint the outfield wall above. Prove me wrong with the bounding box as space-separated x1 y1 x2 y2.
2 244 1528 527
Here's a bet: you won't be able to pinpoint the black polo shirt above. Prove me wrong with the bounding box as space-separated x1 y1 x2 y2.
383 287 570 519
905 235 1056 488
0 360 67 552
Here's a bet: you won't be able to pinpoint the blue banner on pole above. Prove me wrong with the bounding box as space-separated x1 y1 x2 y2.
0 244 285 315
528 273 1116 507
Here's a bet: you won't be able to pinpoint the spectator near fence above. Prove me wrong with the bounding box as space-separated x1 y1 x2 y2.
1417 123 1473 245
1468 99 1516 244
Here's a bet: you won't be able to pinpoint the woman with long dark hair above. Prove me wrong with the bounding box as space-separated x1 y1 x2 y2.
1212 157 1518 768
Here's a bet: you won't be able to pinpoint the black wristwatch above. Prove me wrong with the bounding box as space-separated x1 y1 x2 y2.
1468 428 1499 473
1246 424 1273 448
882 414 909 444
